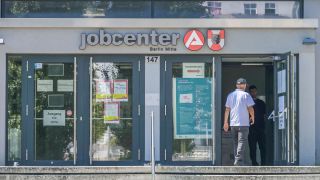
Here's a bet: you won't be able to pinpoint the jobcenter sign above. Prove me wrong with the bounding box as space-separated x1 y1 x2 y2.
80 30 180 50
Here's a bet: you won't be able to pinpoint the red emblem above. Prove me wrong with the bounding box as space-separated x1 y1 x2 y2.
207 30 225 51
183 30 205 51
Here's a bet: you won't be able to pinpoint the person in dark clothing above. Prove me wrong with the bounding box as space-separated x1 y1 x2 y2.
248 85 266 166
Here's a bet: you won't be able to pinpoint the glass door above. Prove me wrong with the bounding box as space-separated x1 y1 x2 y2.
23 56 77 165
161 55 215 165
13 55 143 166
273 53 298 165
89 55 143 165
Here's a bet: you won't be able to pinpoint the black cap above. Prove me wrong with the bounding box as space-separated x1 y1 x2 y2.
236 78 247 84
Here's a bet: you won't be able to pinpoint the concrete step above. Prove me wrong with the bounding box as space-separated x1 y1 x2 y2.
0 166 319 180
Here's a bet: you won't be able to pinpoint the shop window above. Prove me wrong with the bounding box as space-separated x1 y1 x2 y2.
7 56 22 162
265 3 276 16
244 3 257 16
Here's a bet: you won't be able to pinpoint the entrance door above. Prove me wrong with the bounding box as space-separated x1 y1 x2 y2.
19 55 144 166
88 55 143 165
23 56 77 165
273 53 298 165
160 55 215 165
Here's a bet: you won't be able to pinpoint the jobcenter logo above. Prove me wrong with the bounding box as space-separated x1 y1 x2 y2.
79 29 224 51
183 29 205 51
80 30 180 50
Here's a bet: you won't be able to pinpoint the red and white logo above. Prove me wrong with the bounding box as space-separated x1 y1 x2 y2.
183 30 205 51
207 30 225 51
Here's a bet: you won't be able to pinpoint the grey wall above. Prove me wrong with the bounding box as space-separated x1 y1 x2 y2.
0 19 317 165
304 0 320 165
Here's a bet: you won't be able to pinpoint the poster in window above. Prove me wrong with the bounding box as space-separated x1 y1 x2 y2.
173 78 212 139
57 80 73 92
277 70 286 94
113 79 128 102
96 80 112 102
104 102 120 124
182 63 205 78
37 80 53 92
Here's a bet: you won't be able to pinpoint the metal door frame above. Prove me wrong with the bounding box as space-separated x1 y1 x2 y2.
9 54 145 166
160 55 216 166
273 53 299 165
23 55 76 166
88 55 145 166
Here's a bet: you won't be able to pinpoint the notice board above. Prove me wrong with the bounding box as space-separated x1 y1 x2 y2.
173 78 212 139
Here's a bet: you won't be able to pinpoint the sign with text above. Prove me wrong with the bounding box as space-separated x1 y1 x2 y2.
174 78 212 139
37 80 53 92
96 80 112 102
43 110 65 126
104 102 120 124
183 63 205 78
113 79 128 102
79 29 225 52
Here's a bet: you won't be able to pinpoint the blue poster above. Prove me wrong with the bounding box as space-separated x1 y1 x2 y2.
174 78 212 139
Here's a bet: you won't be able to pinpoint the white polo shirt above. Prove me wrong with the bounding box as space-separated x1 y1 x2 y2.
225 89 255 126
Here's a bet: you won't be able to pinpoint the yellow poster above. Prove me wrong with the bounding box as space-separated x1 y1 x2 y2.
96 80 112 102
104 102 120 124
113 79 128 102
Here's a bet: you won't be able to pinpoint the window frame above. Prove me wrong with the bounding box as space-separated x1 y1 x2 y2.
265 2 276 16
244 3 257 16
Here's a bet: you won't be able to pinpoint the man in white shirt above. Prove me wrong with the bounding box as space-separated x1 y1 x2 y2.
224 78 255 166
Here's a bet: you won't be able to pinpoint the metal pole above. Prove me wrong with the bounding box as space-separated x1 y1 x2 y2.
89 57 93 165
151 111 155 180
73 57 77 165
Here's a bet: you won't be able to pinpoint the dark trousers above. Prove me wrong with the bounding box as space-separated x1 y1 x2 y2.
248 128 266 166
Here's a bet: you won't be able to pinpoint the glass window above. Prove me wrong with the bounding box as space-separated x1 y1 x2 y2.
265 3 276 16
153 1 300 19
92 62 133 161
244 3 257 16
3 0 151 18
3 0 301 19
34 62 75 161
172 62 213 161
7 56 22 162
153 1 208 18
206 1 222 17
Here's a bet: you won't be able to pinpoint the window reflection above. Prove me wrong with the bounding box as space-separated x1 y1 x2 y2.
154 1 300 18
7 56 22 162
3 0 301 18
92 62 133 161
4 0 151 18
265 3 276 16
244 3 257 16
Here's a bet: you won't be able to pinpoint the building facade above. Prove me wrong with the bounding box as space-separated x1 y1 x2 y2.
0 0 319 166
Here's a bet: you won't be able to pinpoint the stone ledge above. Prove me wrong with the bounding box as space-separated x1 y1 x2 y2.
0 18 317 29
1 166 320 175
0 166 150 174
156 166 320 174
0 174 320 180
